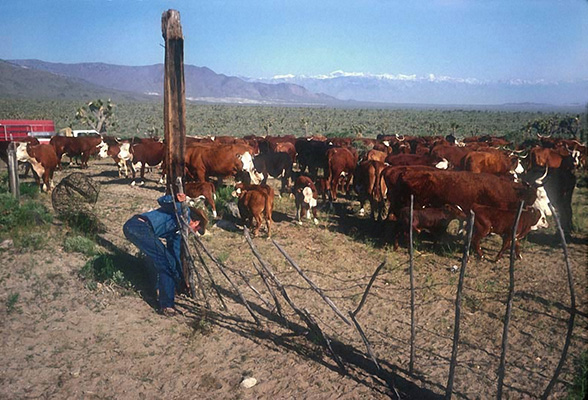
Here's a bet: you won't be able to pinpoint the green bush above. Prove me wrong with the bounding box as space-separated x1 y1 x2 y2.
568 350 588 400
60 210 105 237
80 254 132 288
0 193 52 250
64 235 97 256
215 185 238 218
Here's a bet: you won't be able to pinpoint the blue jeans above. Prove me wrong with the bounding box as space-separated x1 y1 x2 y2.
123 215 182 308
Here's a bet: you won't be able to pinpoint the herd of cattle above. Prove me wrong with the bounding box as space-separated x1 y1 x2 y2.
3 130 586 260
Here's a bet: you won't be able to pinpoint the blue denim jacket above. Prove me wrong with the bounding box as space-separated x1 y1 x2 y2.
140 195 191 284
142 195 186 240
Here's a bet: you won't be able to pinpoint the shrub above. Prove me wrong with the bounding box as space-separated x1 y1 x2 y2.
568 350 588 400
64 235 97 256
80 254 132 288
214 185 238 219
60 210 105 237
0 193 52 250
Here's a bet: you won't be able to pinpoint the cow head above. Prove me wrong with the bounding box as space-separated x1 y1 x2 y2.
15 142 31 162
435 158 449 170
97 141 109 158
530 167 552 220
530 207 549 230
238 151 263 185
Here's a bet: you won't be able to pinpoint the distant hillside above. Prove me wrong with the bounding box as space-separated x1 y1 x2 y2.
8 60 337 105
0 60 147 101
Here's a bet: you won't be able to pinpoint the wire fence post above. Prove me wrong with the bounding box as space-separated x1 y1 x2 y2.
7 141 20 200
496 201 524 399
409 194 416 374
445 210 475 400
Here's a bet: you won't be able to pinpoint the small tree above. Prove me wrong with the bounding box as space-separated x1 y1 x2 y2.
75 99 116 134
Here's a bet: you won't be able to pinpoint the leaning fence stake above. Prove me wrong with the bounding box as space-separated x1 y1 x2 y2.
541 203 576 400
273 239 351 326
349 311 380 371
252 261 283 318
496 201 524 399
192 232 262 326
445 210 475 400
193 242 227 311
239 270 274 312
352 260 386 317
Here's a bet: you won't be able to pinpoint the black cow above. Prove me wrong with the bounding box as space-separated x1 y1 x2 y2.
523 166 576 234
252 152 293 194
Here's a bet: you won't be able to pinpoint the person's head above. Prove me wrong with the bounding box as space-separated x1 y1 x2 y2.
189 206 208 235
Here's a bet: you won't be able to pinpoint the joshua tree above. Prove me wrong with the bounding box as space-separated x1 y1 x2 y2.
75 99 116 134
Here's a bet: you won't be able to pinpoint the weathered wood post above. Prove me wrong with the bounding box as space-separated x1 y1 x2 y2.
409 194 416 373
496 201 524 399
541 203 577 400
445 210 475 400
162 9 189 289
162 9 186 195
7 141 20 200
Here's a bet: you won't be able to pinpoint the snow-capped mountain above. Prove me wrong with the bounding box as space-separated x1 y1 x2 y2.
248 71 588 106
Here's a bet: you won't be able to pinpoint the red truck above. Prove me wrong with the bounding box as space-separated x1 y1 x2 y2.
0 120 56 144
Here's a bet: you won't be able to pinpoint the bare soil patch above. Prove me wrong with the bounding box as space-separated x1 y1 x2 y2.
1 159 587 399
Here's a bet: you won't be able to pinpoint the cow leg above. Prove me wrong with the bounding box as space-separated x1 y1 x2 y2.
495 236 512 262
252 212 262 236
140 163 146 186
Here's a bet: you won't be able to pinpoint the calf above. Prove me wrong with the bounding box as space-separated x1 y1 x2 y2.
293 176 319 225
185 181 217 218
15 142 59 192
471 203 548 261
393 204 466 250
233 183 274 237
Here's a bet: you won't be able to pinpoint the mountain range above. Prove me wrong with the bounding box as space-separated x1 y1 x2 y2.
3 59 336 105
248 71 588 107
1 59 586 109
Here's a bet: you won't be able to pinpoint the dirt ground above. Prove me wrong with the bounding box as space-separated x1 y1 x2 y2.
1 159 587 399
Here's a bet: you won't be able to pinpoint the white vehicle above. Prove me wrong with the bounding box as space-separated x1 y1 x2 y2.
72 130 100 137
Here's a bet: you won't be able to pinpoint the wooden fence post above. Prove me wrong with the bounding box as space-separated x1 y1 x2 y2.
445 210 475 400
162 9 190 289
541 203 577 400
7 142 20 200
409 194 416 373
496 201 524 399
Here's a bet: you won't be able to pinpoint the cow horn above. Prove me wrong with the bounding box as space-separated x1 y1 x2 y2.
395 133 405 141
535 166 549 185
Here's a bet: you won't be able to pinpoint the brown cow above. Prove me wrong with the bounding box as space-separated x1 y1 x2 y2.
385 153 448 169
462 151 524 178
98 137 133 178
233 183 274 237
15 142 59 192
325 146 357 201
129 140 165 186
293 175 319 225
354 160 387 220
50 135 104 169
185 181 217 218
185 143 262 185
393 204 467 250
365 149 387 163
430 144 472 169
529 146 574 169
390 169 552 227
471 203 548 261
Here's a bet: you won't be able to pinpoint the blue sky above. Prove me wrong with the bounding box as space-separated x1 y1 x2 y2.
1 0 587 82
